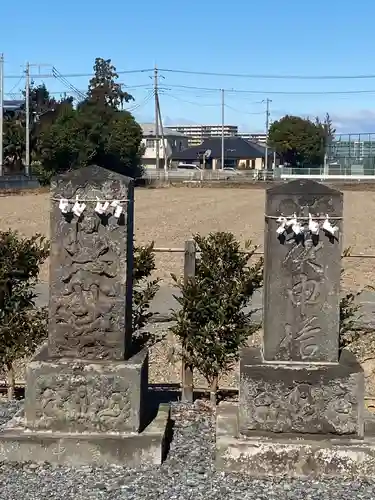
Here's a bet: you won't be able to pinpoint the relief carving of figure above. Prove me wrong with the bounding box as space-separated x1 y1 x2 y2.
62 212 118 284
52 211 122 357
54 281 116 357
97 392 131 426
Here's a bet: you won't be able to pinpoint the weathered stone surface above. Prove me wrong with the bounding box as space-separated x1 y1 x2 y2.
48 165 134 361
0 404 171 467
216 402 375 478
239 347 364 436
24 345 148 434
263 179 343 363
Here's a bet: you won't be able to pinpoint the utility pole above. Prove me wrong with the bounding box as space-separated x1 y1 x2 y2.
0 54 4 176
221 89 225 170
25 62 30 176
156 93 168 173
263 98 272 172
154 66 160 171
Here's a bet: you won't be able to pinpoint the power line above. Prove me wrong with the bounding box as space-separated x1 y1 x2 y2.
4 85 152 97
163 93 219 107
5 65 375 82
224 104 265 115
3 68 154 79
126 91 154 112
158 67 375 80
163 83 375 96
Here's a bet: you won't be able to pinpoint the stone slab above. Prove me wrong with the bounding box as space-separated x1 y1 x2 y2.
25 344 148 434
263 179 343 363
239 347 364 436
48 165 134 361
216 402 375 478
0 404 171 467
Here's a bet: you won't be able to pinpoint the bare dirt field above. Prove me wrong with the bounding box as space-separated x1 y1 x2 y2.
0 186 374 290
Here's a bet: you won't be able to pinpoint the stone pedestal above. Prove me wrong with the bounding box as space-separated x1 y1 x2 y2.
0 345 170 466
216 402 375 478
25 345 149 434
0 166 170 466
239 347 364 436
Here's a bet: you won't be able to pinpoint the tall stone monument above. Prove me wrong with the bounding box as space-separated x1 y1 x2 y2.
0 166 170 466
216 179 375 478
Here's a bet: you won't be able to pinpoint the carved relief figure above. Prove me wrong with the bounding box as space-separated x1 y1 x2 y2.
62 213 118 283
34 376 132 432
52 210 123 358
243 380 357 434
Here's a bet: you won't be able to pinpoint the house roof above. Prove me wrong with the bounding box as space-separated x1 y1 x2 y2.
172 136 274 160
4 100 23 111
141 123 187 138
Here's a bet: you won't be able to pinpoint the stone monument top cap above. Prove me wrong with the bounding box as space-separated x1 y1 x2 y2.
51 165 134 190
267 179 342 197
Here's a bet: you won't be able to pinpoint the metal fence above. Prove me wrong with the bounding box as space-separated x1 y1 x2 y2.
143 166 375 183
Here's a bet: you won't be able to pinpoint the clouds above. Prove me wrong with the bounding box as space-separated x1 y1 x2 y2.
327 110 375 134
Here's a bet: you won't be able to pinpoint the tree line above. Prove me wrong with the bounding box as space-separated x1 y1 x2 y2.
3 57 145 183
2 55 337 180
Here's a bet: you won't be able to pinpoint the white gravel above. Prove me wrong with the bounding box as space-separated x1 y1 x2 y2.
0 400 374 499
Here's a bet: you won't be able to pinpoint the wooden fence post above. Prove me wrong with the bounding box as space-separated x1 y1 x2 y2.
181 239 195 403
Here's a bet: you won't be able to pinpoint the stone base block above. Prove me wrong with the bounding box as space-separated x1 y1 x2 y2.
0 404 171 467
216 402 375 478
25 344 148 434
239 347 364 436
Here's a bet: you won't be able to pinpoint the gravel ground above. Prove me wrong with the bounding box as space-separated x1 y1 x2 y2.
0 401 375 499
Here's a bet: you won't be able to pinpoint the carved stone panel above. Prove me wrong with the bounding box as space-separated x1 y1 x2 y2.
25 346 148 434
263 180 343 363
48 166 134 360
239 348 364 437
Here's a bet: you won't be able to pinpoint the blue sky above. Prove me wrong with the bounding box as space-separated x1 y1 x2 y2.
3 0 375 134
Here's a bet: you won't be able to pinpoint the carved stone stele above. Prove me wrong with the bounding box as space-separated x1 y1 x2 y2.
48 165 134 361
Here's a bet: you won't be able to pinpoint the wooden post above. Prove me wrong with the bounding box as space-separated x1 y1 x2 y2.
181 239 195 402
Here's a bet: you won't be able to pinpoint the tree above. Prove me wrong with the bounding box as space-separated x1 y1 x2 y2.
170 232 263 403
36 104 144 182
268 115 326 166
0 230 49 400
315 113 336 158
3 83 73 172
84 57 134 110
35 57 144 183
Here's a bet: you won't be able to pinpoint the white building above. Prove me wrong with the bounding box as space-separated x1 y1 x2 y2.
165 124 238 147
141 124 189 169
238 132 267 144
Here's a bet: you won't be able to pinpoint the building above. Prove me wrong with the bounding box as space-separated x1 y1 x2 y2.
141 123 189 169
4 100 23 112
172 136 278 170
238 132 267 144
165 124 238 147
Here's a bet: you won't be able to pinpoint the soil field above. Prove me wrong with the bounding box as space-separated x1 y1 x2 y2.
0 186 374 290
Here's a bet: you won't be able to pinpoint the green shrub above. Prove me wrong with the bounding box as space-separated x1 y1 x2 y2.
132 242 161 349
170 232 263 402
0 230 49 399
339 247 374 349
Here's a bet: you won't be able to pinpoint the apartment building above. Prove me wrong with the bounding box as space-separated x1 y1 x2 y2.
238 132 267 144
165 124 238 147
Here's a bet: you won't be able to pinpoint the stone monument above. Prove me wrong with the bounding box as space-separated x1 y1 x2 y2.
0 165 170 466
216 179 375 478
